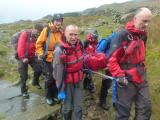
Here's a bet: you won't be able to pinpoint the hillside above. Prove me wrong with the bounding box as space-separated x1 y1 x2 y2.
82 0 160 16
0 0 160 119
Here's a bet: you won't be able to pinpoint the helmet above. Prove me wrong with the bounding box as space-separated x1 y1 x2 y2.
52 14 64 22
86 29 98 42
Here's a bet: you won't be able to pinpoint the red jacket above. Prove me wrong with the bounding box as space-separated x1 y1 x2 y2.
84 41 97 55
107 21 147 83
17 31 36 59
59 39 84 83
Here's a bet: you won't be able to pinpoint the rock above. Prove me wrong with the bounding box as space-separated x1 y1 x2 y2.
0 80 61 120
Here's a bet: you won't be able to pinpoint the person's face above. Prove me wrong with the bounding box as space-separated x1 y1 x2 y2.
65 27 78 45
134 13 152 31
31 29 38 40
53 19 63 29
92 34 98 41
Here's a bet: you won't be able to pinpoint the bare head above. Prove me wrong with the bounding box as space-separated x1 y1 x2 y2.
133 7 152 31
65 25 79 45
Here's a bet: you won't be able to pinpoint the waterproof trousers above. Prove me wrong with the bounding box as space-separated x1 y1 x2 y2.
44 62 58 99
18 58 42 94
62 81 83 120
83 71 95 92
99 70 112 104
115 81 152 120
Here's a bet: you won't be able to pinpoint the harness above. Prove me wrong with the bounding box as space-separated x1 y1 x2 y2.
60 43 84 88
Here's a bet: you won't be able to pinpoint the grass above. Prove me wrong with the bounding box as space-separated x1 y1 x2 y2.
0 113 5 120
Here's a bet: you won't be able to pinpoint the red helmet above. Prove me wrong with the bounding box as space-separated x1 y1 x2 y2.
86 30 98 42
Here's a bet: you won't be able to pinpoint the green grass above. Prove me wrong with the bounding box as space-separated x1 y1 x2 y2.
0 113 5 120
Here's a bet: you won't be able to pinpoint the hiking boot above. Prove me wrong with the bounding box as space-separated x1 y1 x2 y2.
88 82 96 93
46 98 54 105
99 103 110 111
83 77 88 90
22 92 29 98
53 97 60 104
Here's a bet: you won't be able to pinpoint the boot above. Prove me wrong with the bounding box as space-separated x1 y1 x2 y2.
88 79 96 93
99 102 110 110
32 71 42 89
63 111 72 120
72 110 82 120
83 76 88 89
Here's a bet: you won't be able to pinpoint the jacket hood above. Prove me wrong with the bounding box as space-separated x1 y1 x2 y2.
48 22 59 33
125 21 147 36
59 37 81 49
86 33 98 43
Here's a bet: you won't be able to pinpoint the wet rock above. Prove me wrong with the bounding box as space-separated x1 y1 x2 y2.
0 80 61 120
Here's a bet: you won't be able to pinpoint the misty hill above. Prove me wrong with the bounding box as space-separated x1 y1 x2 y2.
82 0 160 15
42 0 160 20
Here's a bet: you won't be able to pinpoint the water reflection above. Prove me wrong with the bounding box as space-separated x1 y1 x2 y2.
20 97 29 112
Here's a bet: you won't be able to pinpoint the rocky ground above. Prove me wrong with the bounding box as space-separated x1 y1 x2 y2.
82 90 114 120
0 75 115 120
30 75 116 120
52 89 115 120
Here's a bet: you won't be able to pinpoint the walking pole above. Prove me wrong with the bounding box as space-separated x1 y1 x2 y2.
83 69 117 105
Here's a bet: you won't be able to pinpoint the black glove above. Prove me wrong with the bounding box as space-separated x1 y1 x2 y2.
116 76 128 87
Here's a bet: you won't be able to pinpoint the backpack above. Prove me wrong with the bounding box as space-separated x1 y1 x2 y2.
97 32 118 58
11 30 25 50
43 26 65 57
11 30 31 59
84 52 107 71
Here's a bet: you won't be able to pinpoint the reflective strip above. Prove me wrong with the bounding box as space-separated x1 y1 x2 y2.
66 56 84 65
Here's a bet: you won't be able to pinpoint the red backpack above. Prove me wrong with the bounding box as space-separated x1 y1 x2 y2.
84 52 107 71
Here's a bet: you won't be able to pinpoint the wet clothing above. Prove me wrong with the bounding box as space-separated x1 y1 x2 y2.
18 58 41 94
36 23 63 99
107 21 152 119
17 30 42 94
36 23 63 62
108 22 147 83
83 40 97 92
53 38 84 120
54 39 84 85
17 30 36 59
44 62 58 99
99 70 112 105
115 81 151 120
83 40 97 55
95 36 113 105
62 81 83 120
83 71 95 93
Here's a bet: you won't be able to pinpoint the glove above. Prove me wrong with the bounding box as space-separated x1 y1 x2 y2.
22 58 29 63
116 76 128 87
58 91 66 101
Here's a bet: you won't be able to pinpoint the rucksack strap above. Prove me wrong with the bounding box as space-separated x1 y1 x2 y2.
107 29 130 58
44 27 51 56
24 32 31 57
44 27 64 56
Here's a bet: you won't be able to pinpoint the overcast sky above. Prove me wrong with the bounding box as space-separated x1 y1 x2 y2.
0 0 132 24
